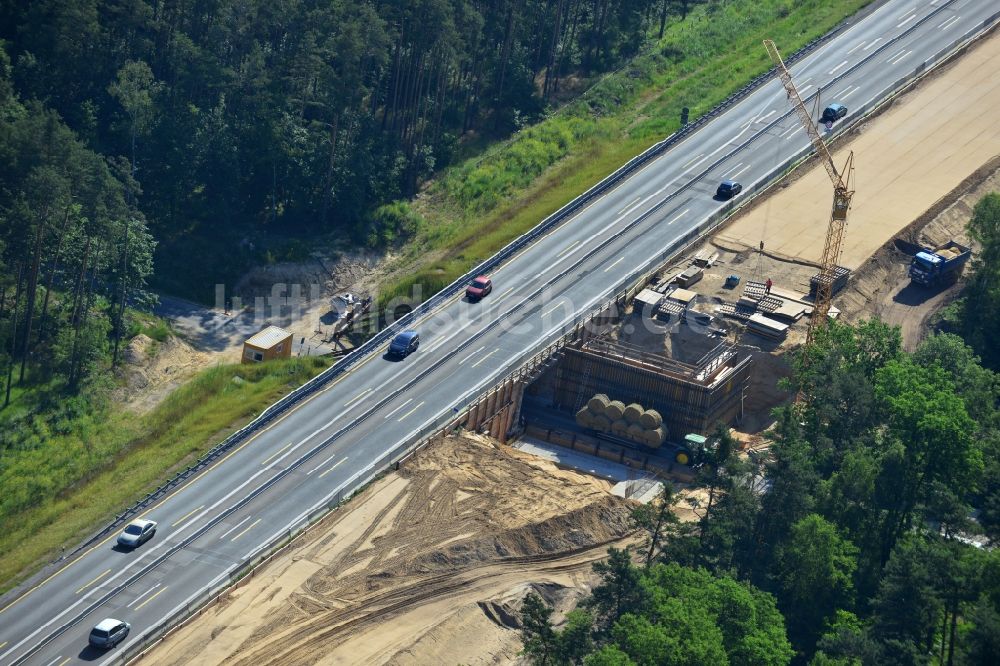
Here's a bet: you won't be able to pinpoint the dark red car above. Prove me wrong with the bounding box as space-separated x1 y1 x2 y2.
466 275 493 301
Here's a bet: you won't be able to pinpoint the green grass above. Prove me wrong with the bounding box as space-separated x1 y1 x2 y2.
0 356 331 592
381 0 873 307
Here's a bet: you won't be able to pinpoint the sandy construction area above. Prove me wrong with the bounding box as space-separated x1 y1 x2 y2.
716 30 1000 269
142 434 637 666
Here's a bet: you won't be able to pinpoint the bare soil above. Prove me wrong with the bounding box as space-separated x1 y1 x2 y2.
114 333 211 415
714 29 1000 270
142 434 638 666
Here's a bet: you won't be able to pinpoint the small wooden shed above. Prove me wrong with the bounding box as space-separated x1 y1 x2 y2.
242 325 293 364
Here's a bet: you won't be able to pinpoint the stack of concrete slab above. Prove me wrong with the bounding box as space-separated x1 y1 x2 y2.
747 313 789 340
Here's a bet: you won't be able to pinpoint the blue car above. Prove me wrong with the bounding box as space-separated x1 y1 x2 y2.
388 330 419 358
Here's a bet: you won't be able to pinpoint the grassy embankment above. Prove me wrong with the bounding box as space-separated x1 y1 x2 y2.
381 0 874 306
0 355 331 592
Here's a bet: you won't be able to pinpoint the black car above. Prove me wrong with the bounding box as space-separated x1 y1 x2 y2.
388 330 419 358
716 180 742 200
821 103 847 124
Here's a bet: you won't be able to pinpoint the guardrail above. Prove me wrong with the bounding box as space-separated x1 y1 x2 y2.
110 10 1000 656
9 2 1000 662
3 6 859 601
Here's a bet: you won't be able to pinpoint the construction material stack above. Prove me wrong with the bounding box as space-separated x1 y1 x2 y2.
576 394 668 448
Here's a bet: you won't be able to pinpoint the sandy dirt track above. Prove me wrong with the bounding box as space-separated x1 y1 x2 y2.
716 30 1000 269
143 435 637 666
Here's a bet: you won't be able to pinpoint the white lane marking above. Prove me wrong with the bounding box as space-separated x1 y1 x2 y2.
617 196 640 213
730 163 753 179
556 240 580 258
739 109 774 130
0 428 305 661
847 41 866 55
383 398 413 420
44 657 65 666
666 208 690 226
230 518 261 542
722 162 744 178
840 86 859 101
939 16 960 30
260 442 293 467
541 303 565 318
470 349 498 368
318 458 348 478
134 585 168 610
829 60 848 75
306 452 338 475
886 48 906 61
779 125 799 138
604 257 625 273
127 583 162 608
683 154 709 172
682 153 705 169
889 50 911 65
863 37 882 51
343 387 372 408
897 13 917 28
835 84 854 97
218 515 253 540
798 84 813 95
397 401 425 422
459 345 486 364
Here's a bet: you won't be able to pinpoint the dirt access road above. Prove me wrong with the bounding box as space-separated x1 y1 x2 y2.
143 434 638 666
715 29 1000 270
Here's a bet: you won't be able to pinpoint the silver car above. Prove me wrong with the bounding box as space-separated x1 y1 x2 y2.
89 618 130 648
117 518 157 548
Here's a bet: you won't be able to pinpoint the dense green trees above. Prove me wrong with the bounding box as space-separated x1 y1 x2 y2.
0 48 154 402
0 0 690 299
521 558 793 665
956 193 1000 369
523 323 1000 665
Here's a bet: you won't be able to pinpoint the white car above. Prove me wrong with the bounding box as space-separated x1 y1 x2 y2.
89 618 130 648
117 518 157 549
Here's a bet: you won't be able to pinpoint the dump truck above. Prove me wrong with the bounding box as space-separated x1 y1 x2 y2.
909 240 971 287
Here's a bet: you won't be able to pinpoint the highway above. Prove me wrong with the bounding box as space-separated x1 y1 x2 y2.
1 0 997 663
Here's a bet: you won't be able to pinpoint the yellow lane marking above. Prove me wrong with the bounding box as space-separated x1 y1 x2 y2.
397 401 425 422
497 287 515 299
134 585 168 611
0 641 8 650
260 442 293 467
230 518 261 542
170 505 204 528
58 657 71 666
75 569 111 595
318 458 348 479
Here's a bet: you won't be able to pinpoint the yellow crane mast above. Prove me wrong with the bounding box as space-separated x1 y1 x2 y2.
763 39 855 346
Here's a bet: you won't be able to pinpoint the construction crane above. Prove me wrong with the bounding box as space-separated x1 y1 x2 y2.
763 39 855 346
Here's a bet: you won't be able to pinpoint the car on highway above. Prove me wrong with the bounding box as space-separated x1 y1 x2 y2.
117 518 157 548
387 330 419 358
465 275 493 301
89 618 130 649
821 103 847 124
715 180 742 200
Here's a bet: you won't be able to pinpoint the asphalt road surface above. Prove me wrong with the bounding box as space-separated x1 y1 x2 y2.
2 0 997 663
